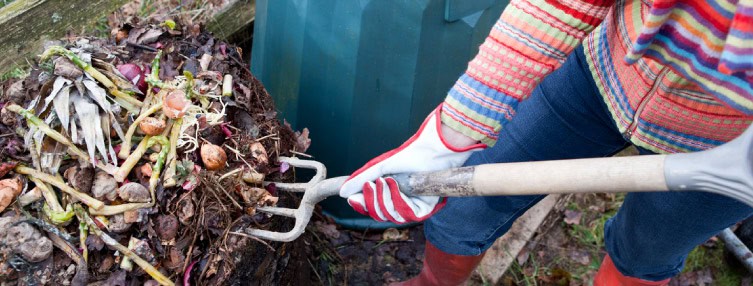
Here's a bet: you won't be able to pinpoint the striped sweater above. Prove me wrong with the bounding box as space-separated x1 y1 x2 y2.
441 0 753 154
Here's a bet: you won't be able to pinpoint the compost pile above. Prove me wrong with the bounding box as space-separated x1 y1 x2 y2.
0 18 310 285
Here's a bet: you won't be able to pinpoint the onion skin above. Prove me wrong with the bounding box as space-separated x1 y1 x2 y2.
200 143 227 171
163 90 189 119
139 117 167 136
117 64 147 94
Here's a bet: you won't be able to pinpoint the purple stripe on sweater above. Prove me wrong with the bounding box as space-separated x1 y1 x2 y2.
649 35 747 92
728 28 753 40
735 4 753 15
655 24 721 68
720 43 753 55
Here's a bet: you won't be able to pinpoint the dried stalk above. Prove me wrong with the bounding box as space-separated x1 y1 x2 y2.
40 46 142 113
5 104 117 174
30 178 63 212
15 166 104 210
74 205 174 286
95 136 169 215
119 102 164 159
88 202 152 216
79 221 88 262
162 118 182 187
222 74 232 97
115 135 169 184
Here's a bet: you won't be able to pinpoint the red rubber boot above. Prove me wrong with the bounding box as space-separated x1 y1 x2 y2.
594 255 670 286
392 241 485 286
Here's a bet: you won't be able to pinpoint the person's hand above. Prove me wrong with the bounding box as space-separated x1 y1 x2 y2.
339 104 485 223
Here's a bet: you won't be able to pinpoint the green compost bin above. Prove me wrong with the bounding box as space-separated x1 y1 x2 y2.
251 0 508 230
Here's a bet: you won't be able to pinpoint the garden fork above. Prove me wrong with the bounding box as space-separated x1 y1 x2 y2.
245 123 753 242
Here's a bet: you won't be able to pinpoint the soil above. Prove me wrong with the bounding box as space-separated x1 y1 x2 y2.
307 213 425 285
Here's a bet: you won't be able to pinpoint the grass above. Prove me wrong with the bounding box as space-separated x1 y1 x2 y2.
500 193 748 285
1 67 27 81
0 0 14 9
684 240 744 285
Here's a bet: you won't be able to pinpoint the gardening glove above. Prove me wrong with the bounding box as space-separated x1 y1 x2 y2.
339 104 486 224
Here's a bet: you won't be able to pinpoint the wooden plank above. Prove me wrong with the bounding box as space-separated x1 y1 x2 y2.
0 0 129 74
206 0 255 42
476 195 560 284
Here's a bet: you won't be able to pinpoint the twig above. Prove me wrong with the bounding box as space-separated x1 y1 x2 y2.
218 168 242 181
46 229 89 286
126 41 158 52
307 258 324 285
182 231 199 274
205 184 228 213
253 133 277 142
15 166 104 210
289 150 313 158
228 232 276 252
217 184 242 210
223 145 253 169
74 205 174 286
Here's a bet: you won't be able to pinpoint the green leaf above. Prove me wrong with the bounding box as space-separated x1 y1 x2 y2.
162 19 176 30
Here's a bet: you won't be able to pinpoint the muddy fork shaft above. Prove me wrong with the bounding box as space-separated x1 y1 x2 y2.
393 155 668 197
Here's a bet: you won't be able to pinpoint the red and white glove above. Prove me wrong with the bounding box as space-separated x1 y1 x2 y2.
339 105 485 224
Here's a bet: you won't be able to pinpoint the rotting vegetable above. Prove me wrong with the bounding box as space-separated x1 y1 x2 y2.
0 16 308 285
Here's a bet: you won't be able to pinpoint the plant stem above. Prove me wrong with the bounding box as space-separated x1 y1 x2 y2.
79 221 88 262
15 166 104 210
43 203 74 225
146 50 168 89
115 136 151 182
30 178 63 212
41 46 143 113
74 205 174 286
5 104 117 174
148 135 170 195
162 118 182 187
88 202 152 216
222 74 233 97
119 102 164 159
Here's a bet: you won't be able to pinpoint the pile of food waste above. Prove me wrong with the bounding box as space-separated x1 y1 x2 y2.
0 17 311 285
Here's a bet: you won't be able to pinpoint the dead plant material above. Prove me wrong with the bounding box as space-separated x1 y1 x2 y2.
0 14 307 285
0 177 22 212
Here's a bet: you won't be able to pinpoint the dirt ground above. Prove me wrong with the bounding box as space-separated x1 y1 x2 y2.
308 193 753 286
306 211 425 285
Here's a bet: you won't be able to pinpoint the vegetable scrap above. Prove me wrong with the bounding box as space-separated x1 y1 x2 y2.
0 17 310 286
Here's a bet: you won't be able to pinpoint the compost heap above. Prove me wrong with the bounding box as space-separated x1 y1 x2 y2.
0 18 311 285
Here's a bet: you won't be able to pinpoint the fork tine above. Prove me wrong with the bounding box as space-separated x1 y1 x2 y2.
245 228 300 242
257 206 296 218
264 157 327 192
245 176 348 242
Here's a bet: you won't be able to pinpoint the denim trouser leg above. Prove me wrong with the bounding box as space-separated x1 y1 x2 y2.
423 47 753 281
605 168 753 280
425 48 629 256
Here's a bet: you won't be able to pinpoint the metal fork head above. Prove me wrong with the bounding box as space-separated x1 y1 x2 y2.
244 157 347 242
665 122 753 207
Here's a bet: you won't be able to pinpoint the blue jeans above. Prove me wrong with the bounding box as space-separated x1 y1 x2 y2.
424 47 753 281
